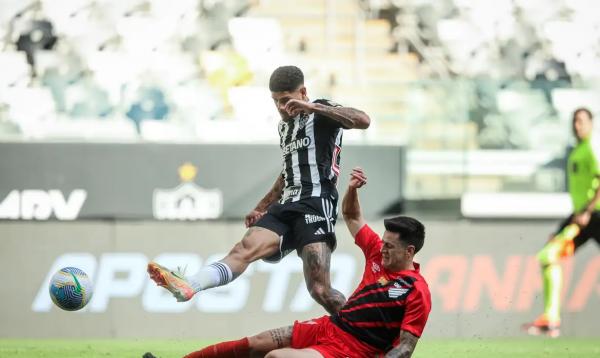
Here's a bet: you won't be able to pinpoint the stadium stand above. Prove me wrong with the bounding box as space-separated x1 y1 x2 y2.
2 0 600 199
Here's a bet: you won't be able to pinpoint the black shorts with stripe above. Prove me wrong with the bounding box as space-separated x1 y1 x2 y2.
254 196 338 263
554 211 600 250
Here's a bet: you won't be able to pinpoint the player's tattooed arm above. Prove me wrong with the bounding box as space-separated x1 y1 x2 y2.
246 174 284 227
385 330 419 358
342 167 367 237
313 103 371 129
255 173 285 211
282 99 369 129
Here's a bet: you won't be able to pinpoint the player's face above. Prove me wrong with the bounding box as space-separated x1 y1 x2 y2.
381 231 415 271
271 86 307 121
573 110 592 141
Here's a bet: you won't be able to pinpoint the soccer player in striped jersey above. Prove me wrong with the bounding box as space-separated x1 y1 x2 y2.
148 66 371 314
179 167 432 358
523 108 600 337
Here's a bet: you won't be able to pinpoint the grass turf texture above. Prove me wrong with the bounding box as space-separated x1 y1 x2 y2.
1 339 599 357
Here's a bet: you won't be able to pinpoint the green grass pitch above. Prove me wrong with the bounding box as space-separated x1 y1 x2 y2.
1 339 599 357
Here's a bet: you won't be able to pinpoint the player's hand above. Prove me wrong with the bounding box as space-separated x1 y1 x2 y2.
284 99 316 118
245 209 266 228
349 167 367 189
573 211 591 228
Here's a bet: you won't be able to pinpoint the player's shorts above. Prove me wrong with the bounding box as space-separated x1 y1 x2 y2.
254 196 337 263
291 316 380 358
554 211 600 251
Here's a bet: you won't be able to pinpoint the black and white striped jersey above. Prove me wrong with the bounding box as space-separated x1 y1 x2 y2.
278 99 345 203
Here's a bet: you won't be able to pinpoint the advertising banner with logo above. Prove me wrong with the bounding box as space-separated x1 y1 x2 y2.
1 220 598 339
0 142 403 221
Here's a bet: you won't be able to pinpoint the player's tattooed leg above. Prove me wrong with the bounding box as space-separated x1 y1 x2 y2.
301 242 346 314
269 326 293 349
247 325 293 356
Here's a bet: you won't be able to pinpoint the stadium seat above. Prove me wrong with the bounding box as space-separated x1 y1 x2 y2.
1 87 56 127
0 51 30 87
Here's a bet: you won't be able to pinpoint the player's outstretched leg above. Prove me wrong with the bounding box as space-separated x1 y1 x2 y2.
301 242 346 314
183 326 293 358
148 227 280 302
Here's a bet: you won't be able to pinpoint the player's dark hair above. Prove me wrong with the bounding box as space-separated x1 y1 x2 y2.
269 66 304 92
573 107 593 121
384 216 425 253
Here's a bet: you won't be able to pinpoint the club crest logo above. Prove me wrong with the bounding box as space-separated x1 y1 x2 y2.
153 163 223 220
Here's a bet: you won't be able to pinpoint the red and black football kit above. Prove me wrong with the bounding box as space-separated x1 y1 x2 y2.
290 224 432 357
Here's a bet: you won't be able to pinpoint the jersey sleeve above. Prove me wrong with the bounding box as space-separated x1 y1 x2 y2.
313 99 348 129
354 224 382 259
400 281 432 338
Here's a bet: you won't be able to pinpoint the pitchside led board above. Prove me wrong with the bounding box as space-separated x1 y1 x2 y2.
1 220 599 339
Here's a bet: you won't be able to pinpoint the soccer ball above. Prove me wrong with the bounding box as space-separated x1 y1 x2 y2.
49 267 93 311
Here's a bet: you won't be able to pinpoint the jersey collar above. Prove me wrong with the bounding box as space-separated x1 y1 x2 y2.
385 262 421 276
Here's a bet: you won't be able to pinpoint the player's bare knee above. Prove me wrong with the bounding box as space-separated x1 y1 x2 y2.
308 282 329 302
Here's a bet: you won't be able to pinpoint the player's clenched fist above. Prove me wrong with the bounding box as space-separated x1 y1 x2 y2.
349 167 367 189
284 99 316 117
245 209 266 228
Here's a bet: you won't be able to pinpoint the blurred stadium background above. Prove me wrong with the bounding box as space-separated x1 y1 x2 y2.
1 0 600 357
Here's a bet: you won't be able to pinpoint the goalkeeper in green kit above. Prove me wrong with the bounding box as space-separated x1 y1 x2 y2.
523 108 600 337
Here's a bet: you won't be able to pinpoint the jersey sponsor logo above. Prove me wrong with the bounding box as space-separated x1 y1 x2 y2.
281 186 301 202
153 163 223 220
305 214 327 224
0 189 87 220
282 137 311 156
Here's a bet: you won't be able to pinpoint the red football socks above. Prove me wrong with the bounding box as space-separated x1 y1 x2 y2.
184 337 250 358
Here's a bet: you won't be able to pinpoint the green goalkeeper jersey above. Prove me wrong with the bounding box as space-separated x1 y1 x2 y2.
567 137 600 212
